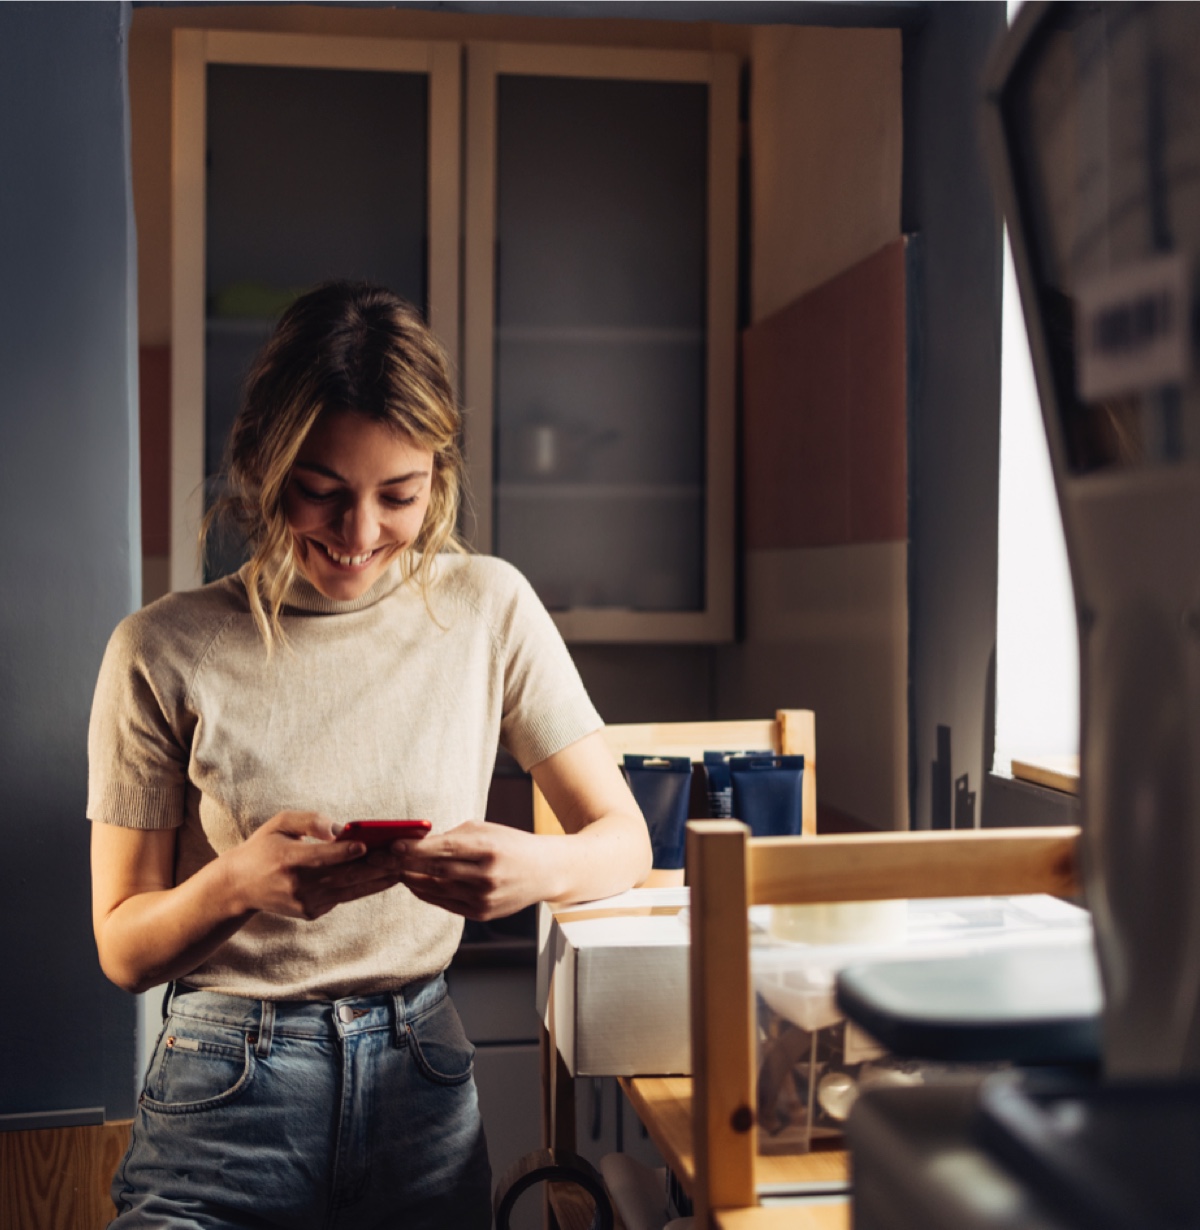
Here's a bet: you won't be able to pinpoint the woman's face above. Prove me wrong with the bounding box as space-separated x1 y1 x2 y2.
284 409 434 601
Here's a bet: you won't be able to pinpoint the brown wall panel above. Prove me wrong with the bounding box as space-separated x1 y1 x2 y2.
846 240 907 543
742 238 907 551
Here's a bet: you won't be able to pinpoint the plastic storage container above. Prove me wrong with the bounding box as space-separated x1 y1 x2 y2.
750 894 1092 1154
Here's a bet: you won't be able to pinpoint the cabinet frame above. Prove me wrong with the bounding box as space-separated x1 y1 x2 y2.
169 29 462 592
463 42 738 642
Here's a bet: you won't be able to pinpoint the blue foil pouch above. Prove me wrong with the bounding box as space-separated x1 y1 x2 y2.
622 754 692 869
703 750 772 819
729 755 805 837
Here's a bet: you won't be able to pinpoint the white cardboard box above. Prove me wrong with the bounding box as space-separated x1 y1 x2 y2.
536 887 691 1077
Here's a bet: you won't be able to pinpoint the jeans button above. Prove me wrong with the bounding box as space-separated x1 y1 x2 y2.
337 1005 355 1023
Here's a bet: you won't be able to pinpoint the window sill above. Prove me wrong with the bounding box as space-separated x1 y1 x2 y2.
984 769 1081 829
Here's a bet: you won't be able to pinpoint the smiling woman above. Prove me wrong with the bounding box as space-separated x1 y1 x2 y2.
86 280 651 1229
205 282 466 646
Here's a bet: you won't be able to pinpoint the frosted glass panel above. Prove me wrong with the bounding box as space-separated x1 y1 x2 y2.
493 74 708 613
203 64 429 579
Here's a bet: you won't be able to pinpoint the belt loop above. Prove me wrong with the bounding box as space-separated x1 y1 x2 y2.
256 1000 275 1058
391 990 407 1047
161 981 176 1021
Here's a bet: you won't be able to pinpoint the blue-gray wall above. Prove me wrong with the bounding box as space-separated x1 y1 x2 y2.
0 1 139 1120
903 3 1007 829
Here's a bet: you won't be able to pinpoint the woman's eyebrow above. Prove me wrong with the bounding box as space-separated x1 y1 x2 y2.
293 461 429 485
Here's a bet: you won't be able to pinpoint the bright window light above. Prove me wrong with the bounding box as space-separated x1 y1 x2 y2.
994 225 1080 773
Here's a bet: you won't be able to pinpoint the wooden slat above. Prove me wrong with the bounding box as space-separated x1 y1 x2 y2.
533 710 818 837
487 41 725 83
1011 756 1079 796
0 1119 131 1230
461 41 498 553
203 29 446 72
747 826 1081 906
170 29 208 592
619 1077 849 1199
426 41 462 377
601 719 780 762
548 1184 609 1230
688 820 757 1225
620 1076 695 1189
714 1204 850 1230
777 709 818 836
543 993 576 1156
704 52 739 644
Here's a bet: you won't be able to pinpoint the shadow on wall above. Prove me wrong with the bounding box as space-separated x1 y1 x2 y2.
0 2 140 1122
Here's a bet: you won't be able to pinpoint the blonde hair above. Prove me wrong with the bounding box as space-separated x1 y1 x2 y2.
204 282 466 648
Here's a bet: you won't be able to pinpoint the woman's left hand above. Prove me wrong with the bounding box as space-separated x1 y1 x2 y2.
373 822 547 920
369 730 652 918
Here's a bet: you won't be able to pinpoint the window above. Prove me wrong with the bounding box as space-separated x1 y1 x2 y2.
993 99 1080 775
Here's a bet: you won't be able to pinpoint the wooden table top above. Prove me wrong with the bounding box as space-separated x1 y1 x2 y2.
714 1205 850 1230
619 1075 850 1195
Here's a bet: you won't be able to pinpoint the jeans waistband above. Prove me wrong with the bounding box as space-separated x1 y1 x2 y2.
164 973 447 1056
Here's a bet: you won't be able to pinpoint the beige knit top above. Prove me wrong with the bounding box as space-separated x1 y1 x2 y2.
86 554 602 1000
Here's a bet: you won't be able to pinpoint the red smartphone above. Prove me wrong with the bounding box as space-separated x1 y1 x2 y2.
337 819 432 850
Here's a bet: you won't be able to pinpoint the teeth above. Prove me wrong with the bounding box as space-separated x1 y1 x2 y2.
324 545 374 567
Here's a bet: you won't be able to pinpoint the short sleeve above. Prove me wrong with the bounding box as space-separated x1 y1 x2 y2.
492 565 603 771
87 612 192 830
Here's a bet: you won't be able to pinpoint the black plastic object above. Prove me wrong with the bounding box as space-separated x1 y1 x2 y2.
493 1147 614 1230
622 754 691 869
836 941 1103 1065
974 1070 1200 1230
729 754 805 837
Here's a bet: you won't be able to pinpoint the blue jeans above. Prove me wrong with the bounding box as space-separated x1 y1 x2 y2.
110 975 492 1229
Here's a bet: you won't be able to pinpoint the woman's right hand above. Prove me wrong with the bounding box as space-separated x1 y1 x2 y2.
91 811 405 994
220 809 404 920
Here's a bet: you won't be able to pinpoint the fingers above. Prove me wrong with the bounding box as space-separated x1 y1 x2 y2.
294 839 369 868
400 871 479 917
267 809 341 841
258 811 370 868
293 861 408 917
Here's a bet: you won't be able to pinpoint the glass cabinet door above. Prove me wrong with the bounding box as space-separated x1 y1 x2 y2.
171 31 460 590
464 44 737 642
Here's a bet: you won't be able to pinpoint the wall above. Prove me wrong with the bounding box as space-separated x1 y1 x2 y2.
749 24 903 321
0 1 139 1119
903 4 1006 829
717 25 907 829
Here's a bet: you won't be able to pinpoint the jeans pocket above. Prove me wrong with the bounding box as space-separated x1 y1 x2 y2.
141 1022 255 1114
407 995 475 1087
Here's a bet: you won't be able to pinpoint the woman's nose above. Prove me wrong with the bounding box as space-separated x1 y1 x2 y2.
339 500 379 550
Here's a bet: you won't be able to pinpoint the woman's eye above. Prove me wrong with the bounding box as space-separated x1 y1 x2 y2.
382 494 419 509
293 482 339 504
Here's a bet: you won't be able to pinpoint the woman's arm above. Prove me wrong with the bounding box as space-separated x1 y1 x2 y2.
91 812 402 994
388 730 652 919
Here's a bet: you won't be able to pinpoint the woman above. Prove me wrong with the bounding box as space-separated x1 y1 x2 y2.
88 281 652 1228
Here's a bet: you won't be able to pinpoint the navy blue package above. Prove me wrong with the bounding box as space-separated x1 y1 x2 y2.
729 755 805 837
622 754 692 869
703 750 772 819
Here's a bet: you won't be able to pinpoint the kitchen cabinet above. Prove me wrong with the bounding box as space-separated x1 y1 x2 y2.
170 31 736 642
169 29 461 591
444 963 543 1230
447 961 663 1230
463 43 738 642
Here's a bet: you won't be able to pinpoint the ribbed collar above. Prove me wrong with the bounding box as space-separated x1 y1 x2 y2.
270 559 411 615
